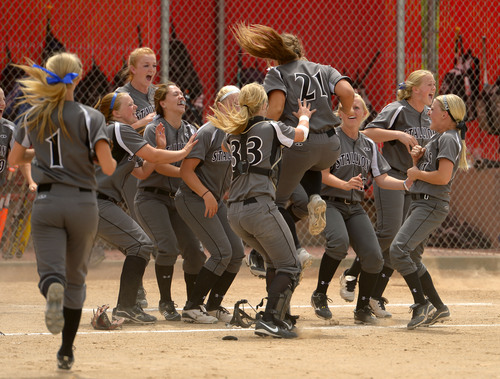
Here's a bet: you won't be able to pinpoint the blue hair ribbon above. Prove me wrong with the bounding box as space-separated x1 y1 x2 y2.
33 64 78 85
398 82 406 90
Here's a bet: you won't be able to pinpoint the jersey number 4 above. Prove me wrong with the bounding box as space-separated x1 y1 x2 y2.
230 137 263 170
295 71 328 101
46 130 64 168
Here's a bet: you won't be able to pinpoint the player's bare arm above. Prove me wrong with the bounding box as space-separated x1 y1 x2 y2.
407 158 454 185
267 90 286 121
335 79 356 117
8 142 35 166
180 157 218 218
94 139 117 176
321 169 364 191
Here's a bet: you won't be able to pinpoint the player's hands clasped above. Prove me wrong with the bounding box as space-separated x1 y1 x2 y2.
410 144 426 165
398 131 419 154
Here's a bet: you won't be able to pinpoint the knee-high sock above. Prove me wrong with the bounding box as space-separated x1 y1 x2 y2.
278 207 300 249
372 266 394 299
345 257 361 277
117 255 148 308
402 271 427 305
187 267 219 308
315 253 341 294
265 268 276 293
156 264 174 303
206 270 237 311
419 271 444 309
58 307 82 357
184 272 199 300
300 170 322 197
356 270 379 310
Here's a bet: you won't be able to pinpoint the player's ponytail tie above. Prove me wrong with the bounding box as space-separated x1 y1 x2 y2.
33 64 78 85
457 120 467 140
398 82 406 90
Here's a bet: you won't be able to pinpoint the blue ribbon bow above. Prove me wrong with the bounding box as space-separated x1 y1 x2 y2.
398 82 406 90
33 64 78 85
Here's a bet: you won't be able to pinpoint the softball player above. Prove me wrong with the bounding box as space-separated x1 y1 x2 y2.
175 85 244 324
0 87 36 191
8 53 116 370
115 47 158 306
208 82 313 339
95 91 197 324
310 95 410 324
339 70 436 317
234 24 355 242
134 82 206 322
391 94 468 329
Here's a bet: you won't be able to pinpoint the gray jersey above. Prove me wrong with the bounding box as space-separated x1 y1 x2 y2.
226 117 295 203
138 117 196 192
96 121 147 201
16 102 109 190
0 118 15 187
410 130 461 201
178 121 231 202
364 100 434 177
264 60 349 133
116 82 156 121
321 127 391 203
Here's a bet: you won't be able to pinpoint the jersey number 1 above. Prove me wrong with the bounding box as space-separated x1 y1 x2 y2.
46 130 63 168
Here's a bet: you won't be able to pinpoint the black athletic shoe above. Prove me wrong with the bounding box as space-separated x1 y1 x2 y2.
423 305 451 326
254 319 298 339
114 304 157 324
354 305 378 325
407 301 433 330
159 301 181 321
57 353 74 370
311 291 333 320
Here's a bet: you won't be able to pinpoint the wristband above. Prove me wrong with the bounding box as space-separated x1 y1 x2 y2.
403 180 409 191
201 190 210 198
299 115 309 122
297 124 309 142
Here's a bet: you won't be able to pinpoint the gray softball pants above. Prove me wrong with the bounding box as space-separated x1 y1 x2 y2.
32 184 98 309
323 200 383 274
390 197 449 277
175 191 244 276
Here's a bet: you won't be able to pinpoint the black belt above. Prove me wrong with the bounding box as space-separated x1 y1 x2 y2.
309 128 336 138
97 193 118 204
228 197 258 207
38 183 92 193
142 187 176 198
321 195 360 205
411 193 438 201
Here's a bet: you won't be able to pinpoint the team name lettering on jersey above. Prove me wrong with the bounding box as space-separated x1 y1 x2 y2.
335 152 370 172
136 105 154 120
211 150 231 162
405 127 435 140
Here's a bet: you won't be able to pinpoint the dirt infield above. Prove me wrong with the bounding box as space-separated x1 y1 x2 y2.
1 258 500 379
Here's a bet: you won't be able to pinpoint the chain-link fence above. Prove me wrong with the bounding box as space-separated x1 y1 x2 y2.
1 0 499 260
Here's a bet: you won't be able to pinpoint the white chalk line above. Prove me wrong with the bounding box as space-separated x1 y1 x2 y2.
3 323 500 337
1 302 498 337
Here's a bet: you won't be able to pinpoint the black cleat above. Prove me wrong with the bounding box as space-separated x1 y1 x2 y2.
311 291 333 320
254 319 298 339
407 301 433 330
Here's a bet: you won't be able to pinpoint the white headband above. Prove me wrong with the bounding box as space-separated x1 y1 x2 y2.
218 86 240 102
